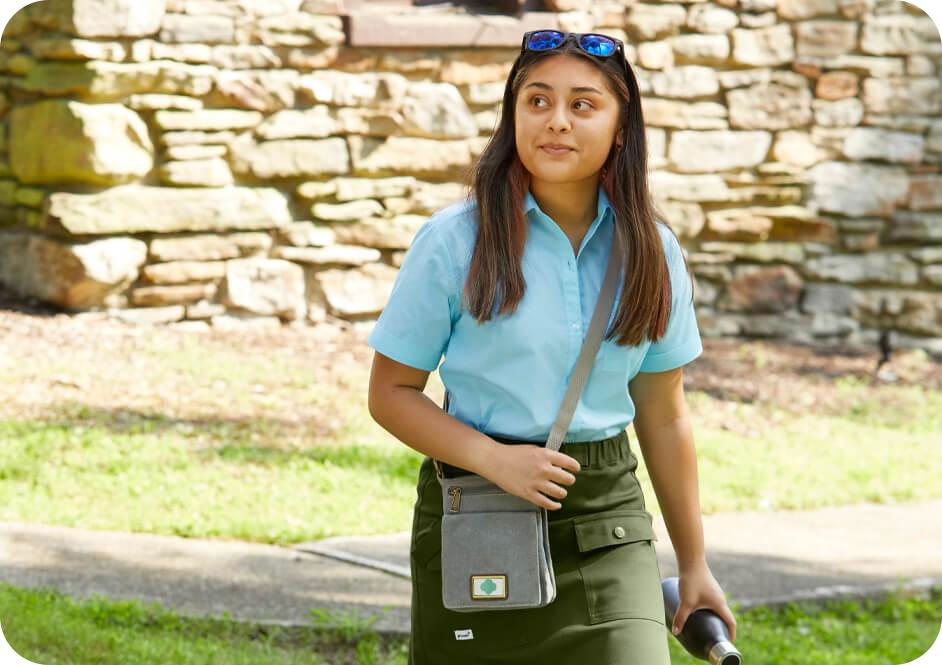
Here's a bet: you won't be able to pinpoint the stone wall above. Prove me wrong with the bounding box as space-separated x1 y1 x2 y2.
0 0 940 355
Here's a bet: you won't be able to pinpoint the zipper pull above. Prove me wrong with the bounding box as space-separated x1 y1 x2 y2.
448 486 462 512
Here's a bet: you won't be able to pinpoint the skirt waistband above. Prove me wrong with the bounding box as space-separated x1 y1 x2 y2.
434 429 631 478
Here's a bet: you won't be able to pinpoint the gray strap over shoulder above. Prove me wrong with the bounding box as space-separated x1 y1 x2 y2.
436 238 623 476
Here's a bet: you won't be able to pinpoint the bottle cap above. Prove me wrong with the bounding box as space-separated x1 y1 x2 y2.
708 639 742 665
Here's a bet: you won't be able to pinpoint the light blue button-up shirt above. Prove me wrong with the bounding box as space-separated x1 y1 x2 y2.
367 184 703 443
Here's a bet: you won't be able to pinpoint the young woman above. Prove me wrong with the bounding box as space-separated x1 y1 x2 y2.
367 29 737 665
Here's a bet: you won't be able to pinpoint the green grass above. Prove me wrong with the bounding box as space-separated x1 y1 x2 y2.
0 582 406 665
636 383 942 514
2 329 940 541
0 409 421 543
2 581 939 665
1 375 940 543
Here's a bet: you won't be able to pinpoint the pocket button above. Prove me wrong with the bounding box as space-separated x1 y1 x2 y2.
613 526 626 538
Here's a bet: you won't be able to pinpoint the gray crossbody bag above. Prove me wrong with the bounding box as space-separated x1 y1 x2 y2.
431 240 623 611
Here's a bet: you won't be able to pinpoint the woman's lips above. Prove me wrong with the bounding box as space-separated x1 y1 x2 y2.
541 145 573 156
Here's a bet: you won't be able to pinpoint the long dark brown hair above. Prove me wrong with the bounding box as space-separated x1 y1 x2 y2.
461 36 696 347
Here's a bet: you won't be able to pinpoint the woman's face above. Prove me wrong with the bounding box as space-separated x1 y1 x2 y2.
514 54 623 185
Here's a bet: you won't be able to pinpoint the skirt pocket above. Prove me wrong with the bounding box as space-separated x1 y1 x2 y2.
572 508 666 626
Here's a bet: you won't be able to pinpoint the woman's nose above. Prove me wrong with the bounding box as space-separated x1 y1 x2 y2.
547 107 572 133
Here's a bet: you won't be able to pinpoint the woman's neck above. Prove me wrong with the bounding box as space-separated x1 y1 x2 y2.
528 178 599 233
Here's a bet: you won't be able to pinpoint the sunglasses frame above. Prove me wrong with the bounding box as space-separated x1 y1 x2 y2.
520 29 631 84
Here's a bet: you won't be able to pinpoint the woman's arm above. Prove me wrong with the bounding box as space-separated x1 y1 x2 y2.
628 366 706 574
368 350 503 477
629 366 738 640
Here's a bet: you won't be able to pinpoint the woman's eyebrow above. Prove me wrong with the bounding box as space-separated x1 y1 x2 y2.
523 81 603 95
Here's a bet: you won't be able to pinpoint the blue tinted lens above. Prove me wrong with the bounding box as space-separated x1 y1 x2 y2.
579 34 616 56
528 30 565 50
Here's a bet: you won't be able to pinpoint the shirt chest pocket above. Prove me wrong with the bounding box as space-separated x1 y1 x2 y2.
590 336 632 377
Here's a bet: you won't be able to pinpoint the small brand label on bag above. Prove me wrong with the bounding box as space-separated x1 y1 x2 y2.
454 629 474 640
471 574 507 599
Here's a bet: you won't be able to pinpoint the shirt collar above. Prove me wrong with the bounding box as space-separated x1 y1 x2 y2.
524 183 613 227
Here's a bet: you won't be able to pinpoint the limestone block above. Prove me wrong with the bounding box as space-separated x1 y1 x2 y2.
812 97 864 127
804 252 919 285
777 0 839 19
29 37 127 61
330 215 426 250
0 232 147 309
650 65 720 98
862 77 941 115
400 81 479 140
728 82 813 129
143 260 227 284
732 24 794 66
313 262 400 318
228 136 349 179
43 185 291 235
158 158 235 187
669 130 772 172
15 60 216 101
9 100 153 186
296 71 410 109
150 232 273 261
155 109 263 131
721 264 804 313
31 0 167 38
275 221 336 247
887 212 942 242
626 3 687 41
130 283 217 306
908 175 942 211
160 13 236 44
686 4 738 33
807 161 909 217
642 99 728 130
347 135 478 179
333 176 416 201
841 127 925 163
852 289 942 337
649 172 733 202
860 14 942 56
667 34 731 64
272 244 381 266
223 257 306 319
795 20 858 58
815 71 858 99
800 282 855 315
310 199 384 222
254 107 336 140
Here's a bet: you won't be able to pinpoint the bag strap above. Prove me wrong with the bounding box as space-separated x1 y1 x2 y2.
435 238 623 479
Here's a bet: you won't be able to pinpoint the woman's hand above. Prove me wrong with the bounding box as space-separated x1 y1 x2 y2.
487 442 581 510
671 563 737 642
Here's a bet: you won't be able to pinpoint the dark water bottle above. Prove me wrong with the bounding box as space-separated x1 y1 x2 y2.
662 576 743 664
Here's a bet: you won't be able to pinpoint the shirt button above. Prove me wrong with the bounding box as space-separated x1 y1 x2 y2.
613 526 626 539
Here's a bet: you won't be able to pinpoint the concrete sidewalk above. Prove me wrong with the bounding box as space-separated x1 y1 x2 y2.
2 499 941 637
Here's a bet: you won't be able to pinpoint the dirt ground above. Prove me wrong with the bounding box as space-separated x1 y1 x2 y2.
1 283 940 429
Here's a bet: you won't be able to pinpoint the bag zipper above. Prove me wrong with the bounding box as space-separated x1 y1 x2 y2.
447 485 506 512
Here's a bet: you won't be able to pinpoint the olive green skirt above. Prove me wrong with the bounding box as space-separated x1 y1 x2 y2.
408 430 671 665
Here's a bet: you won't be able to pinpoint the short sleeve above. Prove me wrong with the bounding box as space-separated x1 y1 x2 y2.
638 228 703 373
366 219 459 372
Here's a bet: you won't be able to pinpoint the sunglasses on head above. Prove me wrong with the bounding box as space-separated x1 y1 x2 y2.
520 30 630 82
